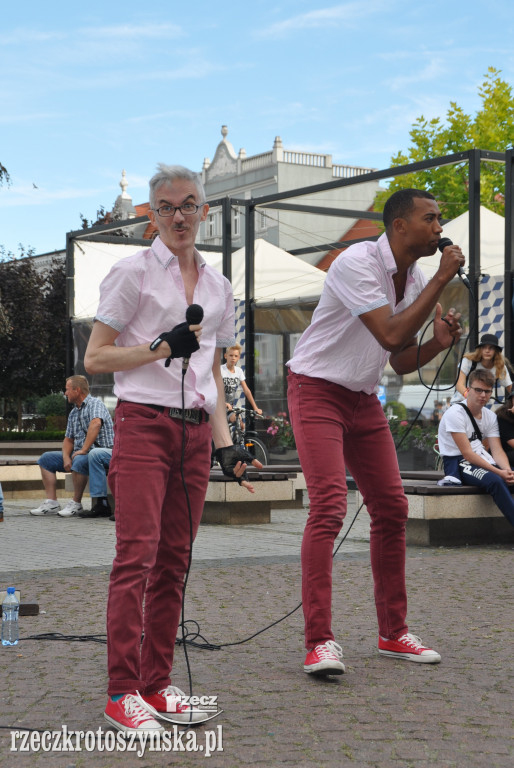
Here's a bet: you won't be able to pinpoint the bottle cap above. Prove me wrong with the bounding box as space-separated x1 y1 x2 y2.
7 587 15 594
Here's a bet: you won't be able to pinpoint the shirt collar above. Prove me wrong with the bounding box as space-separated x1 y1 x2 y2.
150 236 206 270
377 232 418 281
75 394 91 411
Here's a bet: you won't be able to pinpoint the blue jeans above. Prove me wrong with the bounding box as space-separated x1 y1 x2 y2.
88 448 112 497
444 456 514 526
38 450 89 476
0 481 3 512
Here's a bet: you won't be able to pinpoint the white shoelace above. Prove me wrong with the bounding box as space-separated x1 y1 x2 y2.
397 633 424 650
159 685 186 698
316 640 344 660
158 685 192 711
123 694 156 726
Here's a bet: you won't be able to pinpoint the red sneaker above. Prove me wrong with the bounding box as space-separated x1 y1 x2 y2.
104 693 163 734
304 640 345 675
141 685 220 725
378 633 441 663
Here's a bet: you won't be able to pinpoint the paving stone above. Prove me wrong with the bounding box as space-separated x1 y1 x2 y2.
0 495 512 767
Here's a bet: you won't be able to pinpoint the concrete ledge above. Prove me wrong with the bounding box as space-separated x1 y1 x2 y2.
203 476 296 525
357 477 514 546
405 516 514 546
0 465 68 500
203 501 274 525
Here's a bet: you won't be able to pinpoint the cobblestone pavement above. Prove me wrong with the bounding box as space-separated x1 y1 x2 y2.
0 495 512 768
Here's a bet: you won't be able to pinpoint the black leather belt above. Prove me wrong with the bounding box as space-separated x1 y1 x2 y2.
121 401 208 424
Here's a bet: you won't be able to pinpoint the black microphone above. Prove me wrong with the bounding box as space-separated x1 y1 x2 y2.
437 237 471 289
183 303 204 372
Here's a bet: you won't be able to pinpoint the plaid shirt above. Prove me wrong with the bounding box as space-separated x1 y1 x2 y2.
65 395 114 451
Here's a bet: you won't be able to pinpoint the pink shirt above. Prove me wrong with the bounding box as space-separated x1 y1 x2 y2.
95 237 235 411
287 233 427 394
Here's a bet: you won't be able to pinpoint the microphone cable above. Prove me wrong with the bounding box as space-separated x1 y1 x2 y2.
15 272 481 659
393 267 477 451
176 363 196 701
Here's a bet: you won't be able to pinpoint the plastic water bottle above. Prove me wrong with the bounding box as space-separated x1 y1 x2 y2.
1 588 19 646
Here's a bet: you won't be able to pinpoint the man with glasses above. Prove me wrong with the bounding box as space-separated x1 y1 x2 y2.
438 368 514 526
85 164 260 735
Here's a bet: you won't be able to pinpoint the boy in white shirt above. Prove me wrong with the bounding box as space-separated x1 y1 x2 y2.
221 344 262 425
438 369 514 526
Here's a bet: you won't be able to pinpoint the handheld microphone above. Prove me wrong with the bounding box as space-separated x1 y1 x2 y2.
437 237 471 289
183 303 204 372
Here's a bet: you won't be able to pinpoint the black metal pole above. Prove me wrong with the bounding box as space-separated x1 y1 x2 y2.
468 149 481 348
221 197 232 283
65 232 75 379
504 148 514 362
244 201 255 400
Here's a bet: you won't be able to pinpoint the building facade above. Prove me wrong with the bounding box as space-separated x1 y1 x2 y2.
198 126 380 265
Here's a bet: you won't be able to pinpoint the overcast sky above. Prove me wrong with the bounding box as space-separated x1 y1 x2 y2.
1 0 513 256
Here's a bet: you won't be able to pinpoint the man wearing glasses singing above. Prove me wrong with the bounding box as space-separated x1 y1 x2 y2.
85 164 260 735
438 368 514 526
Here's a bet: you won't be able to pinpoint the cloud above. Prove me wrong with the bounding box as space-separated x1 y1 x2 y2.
0 22 183 46
0 183 103 207
0 28 65 45
385 59 446 92
81 23 183 40
255 1 383 38
0 112 61 126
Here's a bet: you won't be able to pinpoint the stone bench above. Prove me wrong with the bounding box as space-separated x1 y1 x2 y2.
0 459 67 500
355 470 514 546
203 466 299 524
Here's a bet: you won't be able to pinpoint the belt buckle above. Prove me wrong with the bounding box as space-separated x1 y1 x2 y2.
184 409 198 424
168 407 200 424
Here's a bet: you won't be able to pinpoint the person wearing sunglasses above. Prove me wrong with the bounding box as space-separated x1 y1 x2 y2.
438 369 514 526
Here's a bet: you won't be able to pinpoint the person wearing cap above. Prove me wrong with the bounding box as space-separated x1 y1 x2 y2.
451 333 512 405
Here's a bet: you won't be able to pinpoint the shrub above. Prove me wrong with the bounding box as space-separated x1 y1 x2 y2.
0 430 65 441
384 400 407 420
36 393 66 416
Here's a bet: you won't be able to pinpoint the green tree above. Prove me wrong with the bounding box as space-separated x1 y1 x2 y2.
0 255 66 428
375 68 514 218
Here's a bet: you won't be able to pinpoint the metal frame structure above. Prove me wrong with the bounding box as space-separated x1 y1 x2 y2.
231 149 510 396
66 150 513 398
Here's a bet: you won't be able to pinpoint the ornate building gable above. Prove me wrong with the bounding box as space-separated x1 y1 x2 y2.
203 125 238 180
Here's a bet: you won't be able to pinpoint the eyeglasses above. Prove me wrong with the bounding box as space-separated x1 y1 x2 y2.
152 202 204 217
470 387 493 396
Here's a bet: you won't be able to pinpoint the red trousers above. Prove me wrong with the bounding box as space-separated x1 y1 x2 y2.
287 372 409 648
106 401 211 695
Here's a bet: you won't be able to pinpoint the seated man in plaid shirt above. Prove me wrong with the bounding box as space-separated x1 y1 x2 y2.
30 375 114 518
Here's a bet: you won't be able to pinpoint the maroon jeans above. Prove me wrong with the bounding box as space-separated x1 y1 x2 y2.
287 372 409 648
106 401 211 695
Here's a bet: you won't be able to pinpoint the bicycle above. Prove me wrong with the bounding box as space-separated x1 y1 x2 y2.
227 406 269 466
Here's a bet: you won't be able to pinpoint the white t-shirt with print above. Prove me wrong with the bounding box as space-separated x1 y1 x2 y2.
221 364 245 404
438 400 499 463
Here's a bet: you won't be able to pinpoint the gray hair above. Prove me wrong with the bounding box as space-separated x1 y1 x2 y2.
149 164 206 209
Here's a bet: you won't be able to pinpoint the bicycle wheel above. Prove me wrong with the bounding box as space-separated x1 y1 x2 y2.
244 436 269 466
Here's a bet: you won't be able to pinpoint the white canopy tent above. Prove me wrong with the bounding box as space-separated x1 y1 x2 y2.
419 205 505 280
71 237 326 320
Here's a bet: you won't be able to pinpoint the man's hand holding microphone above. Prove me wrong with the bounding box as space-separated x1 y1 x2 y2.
150 304 203 369
149 303 262 490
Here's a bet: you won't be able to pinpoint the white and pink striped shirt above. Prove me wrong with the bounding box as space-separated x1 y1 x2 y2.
287 233 427 394
95 236 235 411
